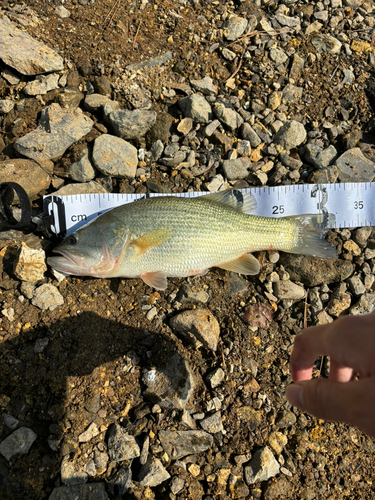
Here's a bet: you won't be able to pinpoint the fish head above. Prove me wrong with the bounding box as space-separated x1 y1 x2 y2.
48 224 125 278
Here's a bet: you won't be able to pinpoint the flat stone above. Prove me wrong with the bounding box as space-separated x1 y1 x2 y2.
244 447 280 485
274 120 306 152
0 427 37 461
24 73 59 96
49 483 109 500
0 99 15 113
139 457 170 487
311 34 342 54
304 144 337 168
282 84 303 104
92 134 138 178
0 16 64 75
170 309 220 351
336 148 375 182
240 123 262 147
235 407 262 430
222 158 249 181
267 431 288 455
78 422 99 443
14 243 47 282
84 94 120 113
190 75 217 96
206 367 225 389
69 151 96 182
273 280 305 300
14 103 93 161
222 15 248 41
107 423 140 462
199 411 224 434
0 158 51 200
349 293 375 315
52 181 107 196
347 275 366 296
178 94 212 123
159 430 213 460
213 103 243 131
31 283 64 311
55 5 71 18
326 283 351 316
142 352 195 409
108 109 157 140
269 48 288 65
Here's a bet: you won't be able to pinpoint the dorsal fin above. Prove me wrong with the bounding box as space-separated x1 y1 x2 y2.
201 189 257 214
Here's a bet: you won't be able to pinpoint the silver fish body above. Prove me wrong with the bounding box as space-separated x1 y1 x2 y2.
48 191 336 290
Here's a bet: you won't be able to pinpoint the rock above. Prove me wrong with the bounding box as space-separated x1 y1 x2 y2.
213 103 243 131
49 483 109 500
190 75 217 96
243 303 273 328
268 91 282 111
84 94 120 113
52 181 107 196
170 476 185 494
206 367 225 389
0 159 51 200
178 94 212 123
92 134 138 178
347 275 366 296
146 112 174 143
311 34 342 54
0 99 15 113
14 103 94 161
244 447 280 485
24 73 59 95
108 109 157 140
58 89 85 109
31 284 64 311
350 293 375 315
177 284 209 304
200 412 224 434
69 151 96 182
78 422 99 443
353 227 372 248
274 120 306 152
222 15 248 41
61 456 88 485
326 283 351 316
170 309 220 351
126 51 173 71
150 139 164 161
107 467 133 496
269 48 288 65
177 117 194 135
55 5 71 18
304 144 337 168
226 273 248 296
2 414 19 431
282 84 303 104
273 280 305 300
107 423 140 462
276 410 297 428
139 457 170 487
267 431 288 455
222 158 249 181
240 123 262 147
159 430 213 460
279 255 353 287
335 148 375 182
13 243 47 282
275 13 301 27
142 352 195 409
34 338 49 353
0 17 64 75
290 54 305 77
235 407 262 430
0 427 36 462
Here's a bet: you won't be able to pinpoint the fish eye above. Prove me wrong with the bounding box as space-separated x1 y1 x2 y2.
68 234 78 245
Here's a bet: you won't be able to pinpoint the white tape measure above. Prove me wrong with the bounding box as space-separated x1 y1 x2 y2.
43 182 375 237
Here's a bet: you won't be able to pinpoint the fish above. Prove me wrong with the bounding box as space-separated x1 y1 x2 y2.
48 190 336 290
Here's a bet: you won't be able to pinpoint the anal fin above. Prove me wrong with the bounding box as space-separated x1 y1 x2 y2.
140 271 168 290
218 253 260 275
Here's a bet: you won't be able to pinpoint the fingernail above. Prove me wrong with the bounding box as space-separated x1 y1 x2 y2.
286 384 304 407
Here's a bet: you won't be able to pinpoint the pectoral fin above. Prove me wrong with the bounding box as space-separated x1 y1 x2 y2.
130 228 173 256
140 271 168 290
218 253 260 275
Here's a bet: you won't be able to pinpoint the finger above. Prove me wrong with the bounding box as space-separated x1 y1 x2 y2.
290 314 375 382
286 377 375 437
329 360 353 382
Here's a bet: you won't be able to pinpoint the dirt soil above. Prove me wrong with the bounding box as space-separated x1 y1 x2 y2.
0 1 375 500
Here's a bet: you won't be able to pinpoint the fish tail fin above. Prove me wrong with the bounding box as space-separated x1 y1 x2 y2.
285 213 337 259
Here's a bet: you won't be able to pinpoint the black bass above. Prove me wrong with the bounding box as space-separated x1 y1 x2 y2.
48 190 336 290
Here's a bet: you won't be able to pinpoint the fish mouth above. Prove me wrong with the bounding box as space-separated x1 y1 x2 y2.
47 249 88 275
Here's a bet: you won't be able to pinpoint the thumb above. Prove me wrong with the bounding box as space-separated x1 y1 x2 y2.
286 378 375 436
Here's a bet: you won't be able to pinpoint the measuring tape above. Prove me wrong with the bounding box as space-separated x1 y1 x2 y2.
43 182 375 237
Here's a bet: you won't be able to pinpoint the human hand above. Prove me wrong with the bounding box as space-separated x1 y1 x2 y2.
286 311 375 436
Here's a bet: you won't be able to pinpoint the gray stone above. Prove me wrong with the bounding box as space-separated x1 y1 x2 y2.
69 151 96 182
274 120 306 152
108 109 157 140
190 75 217 96
0 99 15 113
200 412 224 434
85 460 96 477
276 410 297 428
177 285 209 304
205 119 221 137
14 104 93 161
139 457 170 487
311 34 342 54
142 352 195 409
213 103 243 131
0 427 37 461
2 413 18 431
52 181 107 196
279 153 303 170
0 158 51 200
304 144 337 168
150 139 164 161
270 48 288 65
107 467 133 496
55 5 71 18
282 84 303 104
206 367 225 388
289 54 305 77
170 309 220 351
170 476 185 495
34 337 49 354
275 13 301 28
0 17 64 75
107 423 140 462
24 74 59 95
222 15 248 41
240 123 262 147
160 151 187 169
49 483 109 500
178 94 212 123
159 430 213 460
244 447 280 485
222 158 249 181
84 94 120 113
353 227 372 248
126 51 173 71
279 255 353 287
92 134 138 178
31 284 64 311
58 89 85 109
350 293 375 315
78 422 99 443
94 450 109 469
273 280 305 300
336 148 375 182
347 275 366 296
2 68 20 85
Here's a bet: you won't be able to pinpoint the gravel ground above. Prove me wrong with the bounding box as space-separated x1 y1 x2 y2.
0 0 375 499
